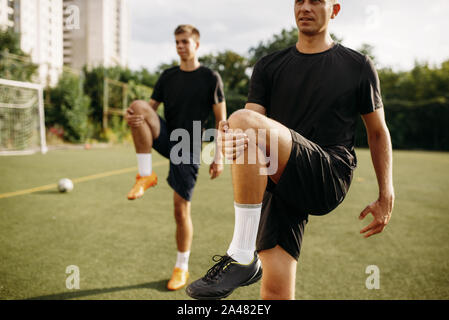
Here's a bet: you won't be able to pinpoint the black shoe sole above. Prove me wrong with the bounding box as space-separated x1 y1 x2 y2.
186 267 263 300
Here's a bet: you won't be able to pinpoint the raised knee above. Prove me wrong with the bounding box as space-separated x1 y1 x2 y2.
129 100 149 115
228 109 256 130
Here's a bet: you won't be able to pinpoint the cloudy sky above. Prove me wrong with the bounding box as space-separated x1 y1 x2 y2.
128 0 449 71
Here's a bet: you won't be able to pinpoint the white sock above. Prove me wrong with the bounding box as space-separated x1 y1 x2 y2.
227 202 262 265
136 153 152 176
175 251 190 271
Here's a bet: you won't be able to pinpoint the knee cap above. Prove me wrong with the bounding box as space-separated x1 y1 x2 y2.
228 109 254 129
129 100 148 114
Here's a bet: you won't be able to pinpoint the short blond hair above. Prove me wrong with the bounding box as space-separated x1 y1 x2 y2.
174 24 200 42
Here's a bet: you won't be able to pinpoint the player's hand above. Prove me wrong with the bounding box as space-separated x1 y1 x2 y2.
209 161 223 179
359 194 394 238
218 120 249 161
125 107 144 127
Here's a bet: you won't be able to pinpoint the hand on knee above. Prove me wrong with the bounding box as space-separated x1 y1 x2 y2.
228 109 256 130
129 100 149 114
126 100 147 128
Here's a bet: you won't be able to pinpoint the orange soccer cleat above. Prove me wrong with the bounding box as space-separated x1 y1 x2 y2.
127 172 158 200
167 268 189 291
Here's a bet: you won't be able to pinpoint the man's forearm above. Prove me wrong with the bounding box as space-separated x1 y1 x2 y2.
368 128 394 199
212 102 227 163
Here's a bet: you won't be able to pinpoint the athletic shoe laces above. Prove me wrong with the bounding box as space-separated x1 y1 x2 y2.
204 255 233 282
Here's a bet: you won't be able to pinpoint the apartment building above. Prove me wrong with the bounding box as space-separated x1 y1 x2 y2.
1 0 129 84
0 0 15 30
63 0 129 70
0 0 63 86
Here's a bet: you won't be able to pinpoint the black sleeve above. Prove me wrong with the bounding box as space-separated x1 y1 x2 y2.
358 56 384 115
151 71 165 103
247 59 269 110
212 71 225 104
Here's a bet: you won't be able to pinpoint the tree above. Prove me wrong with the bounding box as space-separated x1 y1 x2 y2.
248 26 343 66
248 27 298 66
200 50 250 95
199 51 250 118
377 67 406 102
0 29 23 55
46 72 91 143
378 60 449 103
357 59 449 151
358 43 377 64
0 29 38 82
134 67 158 88
155 59 179 76
83 66 106 127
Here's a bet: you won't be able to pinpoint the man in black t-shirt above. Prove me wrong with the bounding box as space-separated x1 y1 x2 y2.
187 0 394 300
125 25 226 291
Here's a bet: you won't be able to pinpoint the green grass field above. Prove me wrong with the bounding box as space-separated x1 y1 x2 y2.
1 145 448 300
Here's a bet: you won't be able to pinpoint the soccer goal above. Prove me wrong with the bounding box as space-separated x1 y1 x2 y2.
0 78 48 155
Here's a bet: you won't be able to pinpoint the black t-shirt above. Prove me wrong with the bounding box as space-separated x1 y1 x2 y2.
247 43 383 168
151 65 225 136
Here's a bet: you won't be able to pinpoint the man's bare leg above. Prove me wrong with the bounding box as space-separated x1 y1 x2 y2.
259 246 297 300
126 100 160 199
127 100 161 153
173 191 193 254
186 108 296 300
227 109 296 299
167 191 192 290
228 109 293 202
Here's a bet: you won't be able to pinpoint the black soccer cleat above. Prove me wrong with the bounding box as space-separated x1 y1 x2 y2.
185 252 262 300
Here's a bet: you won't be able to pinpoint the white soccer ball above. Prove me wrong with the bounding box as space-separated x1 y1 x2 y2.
58 178 74 193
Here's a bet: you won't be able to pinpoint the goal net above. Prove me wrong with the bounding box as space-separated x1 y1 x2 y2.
0 78 48 155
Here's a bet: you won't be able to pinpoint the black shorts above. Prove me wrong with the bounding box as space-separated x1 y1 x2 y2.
256 129 354 260
152 116 199 202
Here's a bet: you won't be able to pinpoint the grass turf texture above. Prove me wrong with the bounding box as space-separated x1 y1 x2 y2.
0 145 448 300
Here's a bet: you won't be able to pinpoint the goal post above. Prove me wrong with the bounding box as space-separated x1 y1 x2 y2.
0 78 48 155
